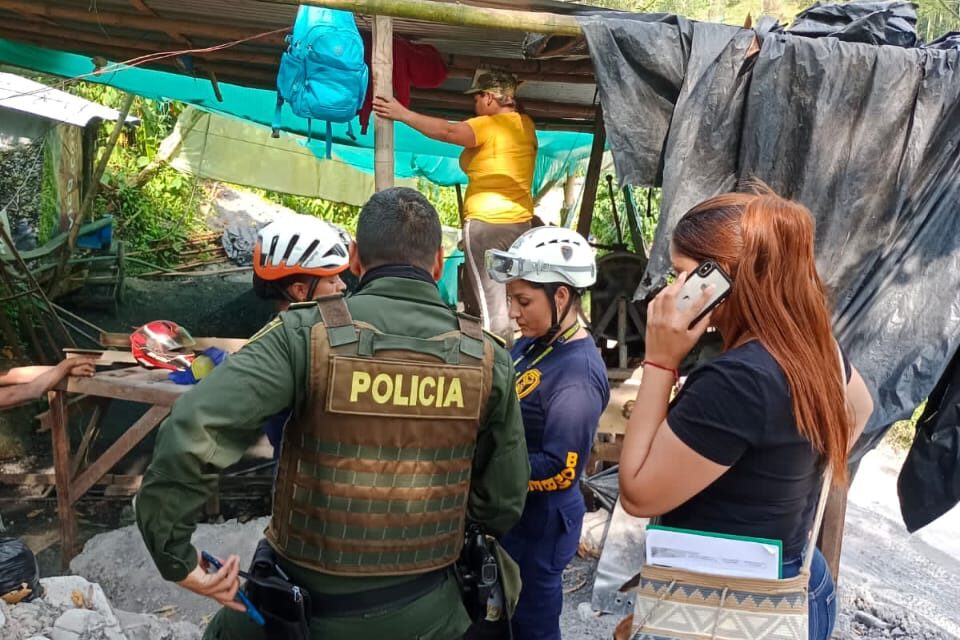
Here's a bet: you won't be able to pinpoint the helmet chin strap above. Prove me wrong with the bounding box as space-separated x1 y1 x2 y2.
540 284 575 346
281 277 321 303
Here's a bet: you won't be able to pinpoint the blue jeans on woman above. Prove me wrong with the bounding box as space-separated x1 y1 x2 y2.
781 547 837 640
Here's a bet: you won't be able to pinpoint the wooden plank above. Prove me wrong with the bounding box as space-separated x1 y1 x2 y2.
0 1 289 46
592 438 623 464
70 398 110 477
257 0 583 37
373 15 395 191
70 405 170 504
35 395 91 432
58 368 188 406
576 104 606 239
99 332 248 353
817 481 849 582
0 472 143 489
47 390 78 567
410 89 597 121
446 54 594 78
0 23 279 66
64 349 137 365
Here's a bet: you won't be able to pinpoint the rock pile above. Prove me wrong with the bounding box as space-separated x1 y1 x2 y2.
0 576 200 640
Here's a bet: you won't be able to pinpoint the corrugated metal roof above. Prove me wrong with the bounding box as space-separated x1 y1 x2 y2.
0 0 601 123
0 72 140 127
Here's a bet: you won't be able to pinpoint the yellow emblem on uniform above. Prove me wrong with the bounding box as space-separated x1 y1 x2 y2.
515 369 541 400
248 317 282 343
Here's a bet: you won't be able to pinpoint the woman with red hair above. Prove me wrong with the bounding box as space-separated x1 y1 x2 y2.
619 184 874 640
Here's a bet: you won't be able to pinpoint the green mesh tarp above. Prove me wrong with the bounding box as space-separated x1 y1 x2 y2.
0 39 592 190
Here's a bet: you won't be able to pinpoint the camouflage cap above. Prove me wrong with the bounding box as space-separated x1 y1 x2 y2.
464 69 520 99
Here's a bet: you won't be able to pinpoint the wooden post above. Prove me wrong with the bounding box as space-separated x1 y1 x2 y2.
576 104 606 239
455 183 465 227
373 15 394 192
562 172 578 227
54 124 83 233
52 92 134 297
48 389 78 567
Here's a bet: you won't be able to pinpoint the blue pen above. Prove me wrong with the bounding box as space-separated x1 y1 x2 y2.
201 551 266 626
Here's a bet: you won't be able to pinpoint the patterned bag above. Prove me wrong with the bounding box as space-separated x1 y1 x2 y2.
619 346 845 640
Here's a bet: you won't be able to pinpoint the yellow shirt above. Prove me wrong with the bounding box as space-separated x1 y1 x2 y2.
460 113 538 224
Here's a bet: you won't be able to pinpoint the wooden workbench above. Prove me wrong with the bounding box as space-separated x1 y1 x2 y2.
48 366 190 566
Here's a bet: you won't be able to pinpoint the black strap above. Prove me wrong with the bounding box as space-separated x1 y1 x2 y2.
310 568 448 618
457 312 485 360
315 294 357 347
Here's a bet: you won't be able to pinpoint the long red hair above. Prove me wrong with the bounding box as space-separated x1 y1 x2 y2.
671 184 852 483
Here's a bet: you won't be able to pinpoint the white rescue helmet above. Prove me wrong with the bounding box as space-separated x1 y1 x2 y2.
254 215 351 281
486 226 596 289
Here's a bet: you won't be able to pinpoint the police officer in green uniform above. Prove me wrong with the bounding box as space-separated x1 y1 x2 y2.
134 187 530 640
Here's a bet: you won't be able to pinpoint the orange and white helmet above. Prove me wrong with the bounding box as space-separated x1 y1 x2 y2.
253 216 351 281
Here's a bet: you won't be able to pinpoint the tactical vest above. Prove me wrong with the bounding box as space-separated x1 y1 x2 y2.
267 295 495 576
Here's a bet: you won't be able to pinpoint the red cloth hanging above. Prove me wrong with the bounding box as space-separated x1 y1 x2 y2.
359 33 449 135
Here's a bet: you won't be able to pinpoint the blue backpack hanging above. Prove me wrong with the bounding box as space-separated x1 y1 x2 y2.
272 6 368 159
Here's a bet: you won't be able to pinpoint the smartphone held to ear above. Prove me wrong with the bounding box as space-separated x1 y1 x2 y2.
675 261 732 329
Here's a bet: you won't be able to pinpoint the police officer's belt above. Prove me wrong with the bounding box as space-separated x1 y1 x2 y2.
309 568 448 617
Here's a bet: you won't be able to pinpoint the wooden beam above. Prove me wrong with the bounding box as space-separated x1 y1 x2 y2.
48 390 78 567
0 1 289 46
53 93 134 298
446 54 594 77
99 332 248 353
577 104 606 238
0 24 281 67
410 89 596 120
447 66 595 85
0 472 142 488
70 405 170 503
253 0 582 37
413 105 594 132
373 15 394 191
127 0 193 46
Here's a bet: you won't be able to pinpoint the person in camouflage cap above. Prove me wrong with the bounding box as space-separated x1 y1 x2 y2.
373 68 538 348
463 69 520 104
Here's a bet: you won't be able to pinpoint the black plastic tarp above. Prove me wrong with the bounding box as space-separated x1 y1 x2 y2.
578 7 960 526
898 347 960 532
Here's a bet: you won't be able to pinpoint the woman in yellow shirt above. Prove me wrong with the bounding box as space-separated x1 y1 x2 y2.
373 69 538 344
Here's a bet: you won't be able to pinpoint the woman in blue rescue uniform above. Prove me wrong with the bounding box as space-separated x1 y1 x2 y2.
486 226 610 640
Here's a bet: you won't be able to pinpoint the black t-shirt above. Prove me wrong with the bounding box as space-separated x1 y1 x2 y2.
662 340 850 559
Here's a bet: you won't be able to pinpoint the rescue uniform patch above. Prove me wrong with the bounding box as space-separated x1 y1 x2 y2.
515 368 541 400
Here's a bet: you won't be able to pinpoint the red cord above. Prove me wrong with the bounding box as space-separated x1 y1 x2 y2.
641 360 679 385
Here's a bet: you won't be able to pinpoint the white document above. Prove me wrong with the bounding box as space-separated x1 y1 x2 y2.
645 525 782 580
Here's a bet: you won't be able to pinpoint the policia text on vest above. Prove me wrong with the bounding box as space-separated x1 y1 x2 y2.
344 358 480 410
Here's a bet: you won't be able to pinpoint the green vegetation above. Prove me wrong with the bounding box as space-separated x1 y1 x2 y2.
583 0 960 40
886 402 925 451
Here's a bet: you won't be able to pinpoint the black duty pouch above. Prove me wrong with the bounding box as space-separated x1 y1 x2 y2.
243 539 312 640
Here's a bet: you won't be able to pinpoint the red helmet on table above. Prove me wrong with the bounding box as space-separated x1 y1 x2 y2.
129 320 196 371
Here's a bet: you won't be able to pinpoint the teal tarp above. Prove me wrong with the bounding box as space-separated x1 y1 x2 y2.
0 39 592 190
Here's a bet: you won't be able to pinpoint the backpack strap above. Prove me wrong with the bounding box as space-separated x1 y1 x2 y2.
315 294 357 347
271 94 284 139
325 120 333 159
456 312 485 360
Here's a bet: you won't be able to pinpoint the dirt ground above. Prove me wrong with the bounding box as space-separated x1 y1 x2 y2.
32 443 960 639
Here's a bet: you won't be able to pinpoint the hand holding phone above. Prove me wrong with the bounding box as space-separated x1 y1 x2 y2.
675 261 732 329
